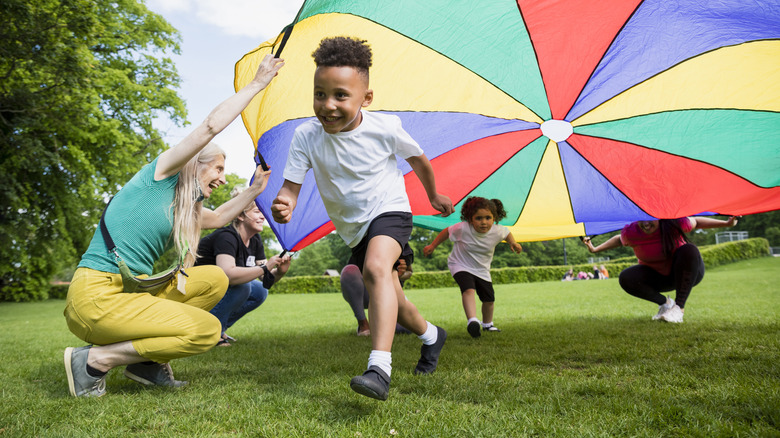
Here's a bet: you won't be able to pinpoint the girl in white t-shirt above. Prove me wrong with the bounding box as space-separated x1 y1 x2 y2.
424 197 523 338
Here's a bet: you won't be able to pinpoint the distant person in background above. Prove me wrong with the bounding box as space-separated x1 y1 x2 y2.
196 189 291 346
582 216 738 323
599 265 609 279
341 256 413 336
562 269 574 281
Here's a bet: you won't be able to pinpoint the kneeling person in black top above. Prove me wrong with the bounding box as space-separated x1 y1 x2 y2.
197 191 291 346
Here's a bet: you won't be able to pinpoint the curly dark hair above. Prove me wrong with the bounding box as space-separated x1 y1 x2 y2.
460 196 507 223
312 37 372 76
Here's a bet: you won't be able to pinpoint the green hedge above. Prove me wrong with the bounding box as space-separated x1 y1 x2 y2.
49 284 70 300
699 237 770 268
46 238 770 297
269 275 341 295
267 237 770 294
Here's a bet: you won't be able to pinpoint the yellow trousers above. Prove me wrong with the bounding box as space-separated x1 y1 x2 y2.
64 266 228 362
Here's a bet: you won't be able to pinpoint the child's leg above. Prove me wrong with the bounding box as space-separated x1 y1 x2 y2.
396 277 428 335
363 235 403 352
481 301 495 324
461 289 478 320
473 279 499 330
341 264 370 333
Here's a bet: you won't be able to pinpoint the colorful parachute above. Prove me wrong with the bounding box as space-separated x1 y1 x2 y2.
235 0 780 252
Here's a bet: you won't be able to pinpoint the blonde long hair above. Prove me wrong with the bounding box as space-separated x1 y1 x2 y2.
230 186 255 229
172 143 225 267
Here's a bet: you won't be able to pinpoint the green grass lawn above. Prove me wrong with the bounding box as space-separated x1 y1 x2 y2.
1 257 778 437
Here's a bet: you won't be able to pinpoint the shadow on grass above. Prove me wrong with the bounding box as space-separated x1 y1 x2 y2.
22 314 779 437
38 316 778 398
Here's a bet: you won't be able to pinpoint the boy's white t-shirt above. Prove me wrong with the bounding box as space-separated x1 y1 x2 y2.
283 110 424 247
447 221 511 282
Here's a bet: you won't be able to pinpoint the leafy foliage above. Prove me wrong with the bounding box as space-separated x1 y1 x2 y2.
0 0 185 300
269 238 770 294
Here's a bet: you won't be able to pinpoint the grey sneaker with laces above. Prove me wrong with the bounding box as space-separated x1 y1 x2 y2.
64 346 107 397
124 362 188 387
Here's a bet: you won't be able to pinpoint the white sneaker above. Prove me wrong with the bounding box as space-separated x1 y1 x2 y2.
661 304 684 323
652 298 675 320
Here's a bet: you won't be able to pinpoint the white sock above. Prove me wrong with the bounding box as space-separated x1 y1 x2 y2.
467 317 480 324
417 321 438 346
367 350 392 377
482 321 494 328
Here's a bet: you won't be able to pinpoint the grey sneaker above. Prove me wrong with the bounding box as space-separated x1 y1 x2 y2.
124 362 188 387
350 365 390 401
64 346 106 397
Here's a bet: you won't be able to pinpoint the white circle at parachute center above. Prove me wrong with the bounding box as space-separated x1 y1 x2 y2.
540 119 573 142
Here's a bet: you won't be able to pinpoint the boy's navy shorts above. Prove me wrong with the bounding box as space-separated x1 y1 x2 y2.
453 271 495 302
348 212 414 272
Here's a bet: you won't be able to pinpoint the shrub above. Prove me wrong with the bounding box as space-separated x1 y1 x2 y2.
266 238 769 295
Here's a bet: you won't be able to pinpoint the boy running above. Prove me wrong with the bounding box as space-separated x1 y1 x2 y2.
271 36 453 401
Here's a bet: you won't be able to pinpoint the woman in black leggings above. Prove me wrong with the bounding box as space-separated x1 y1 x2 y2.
582 216 738 323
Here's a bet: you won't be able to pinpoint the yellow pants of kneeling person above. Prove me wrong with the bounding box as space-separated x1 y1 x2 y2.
64 266 228 363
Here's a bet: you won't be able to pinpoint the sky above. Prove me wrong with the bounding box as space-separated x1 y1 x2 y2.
145 0 300 179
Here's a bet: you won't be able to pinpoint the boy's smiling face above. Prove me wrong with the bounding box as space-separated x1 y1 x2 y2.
313 66 373 134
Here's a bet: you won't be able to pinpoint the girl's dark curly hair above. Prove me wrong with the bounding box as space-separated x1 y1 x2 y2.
312 37 372 77
658 219 690 258
460 196 507 223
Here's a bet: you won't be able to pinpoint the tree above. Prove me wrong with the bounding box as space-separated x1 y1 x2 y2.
1 0 186 301
409 227 450 272
731 210 780 246
284 235 339 277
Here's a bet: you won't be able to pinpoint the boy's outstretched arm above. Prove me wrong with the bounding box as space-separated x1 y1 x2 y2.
271 180 302 224
406 154 454 217
423 228 450 257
